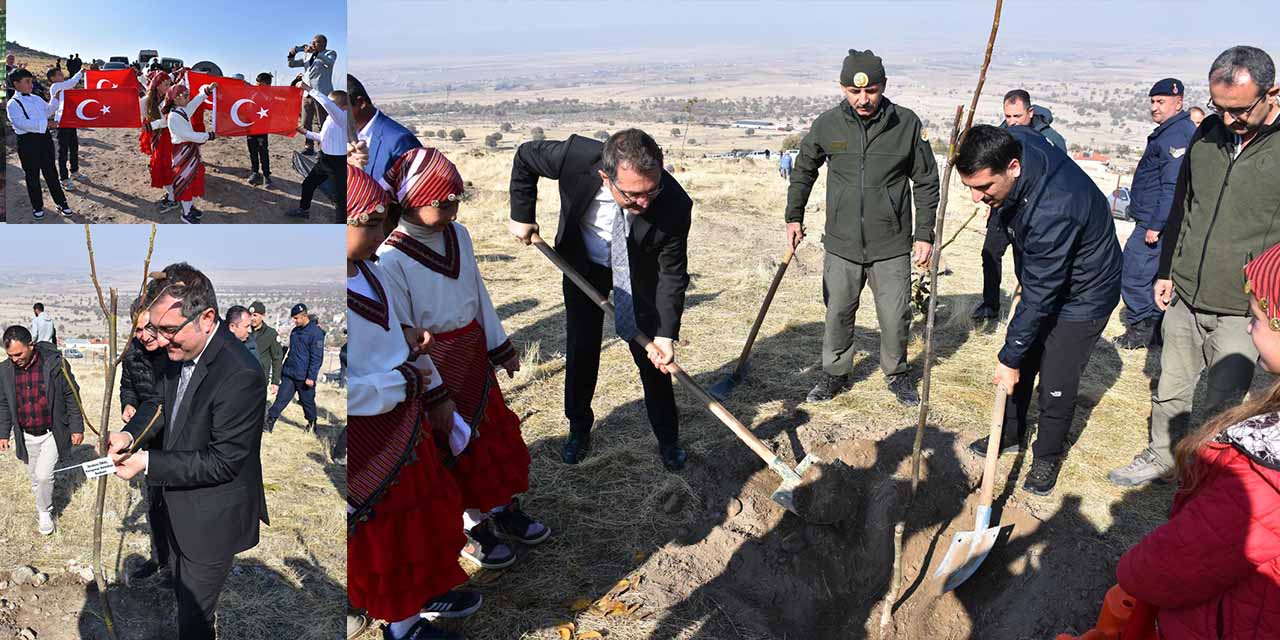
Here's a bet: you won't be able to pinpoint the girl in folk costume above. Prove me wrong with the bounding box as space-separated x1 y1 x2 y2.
139 69 167 156
347 165 482 640
143 73 177 211
377 147 550 570
164 82 218 224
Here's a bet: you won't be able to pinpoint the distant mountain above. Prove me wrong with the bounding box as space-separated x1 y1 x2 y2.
6 40 61 70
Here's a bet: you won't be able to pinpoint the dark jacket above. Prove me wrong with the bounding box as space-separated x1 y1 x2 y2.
996 128 1122 368
1157 113 1280 316
0 343 84 463
510 134 693 339
1001 105 1067 151
786 98 940 264
281 321 325 382
1128 110 1195 231
250 324 284 385
242 335 258 362
119 337 167 412
127 324 268 563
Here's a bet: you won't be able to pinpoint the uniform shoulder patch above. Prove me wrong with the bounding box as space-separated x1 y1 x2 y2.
1169 146 1186 158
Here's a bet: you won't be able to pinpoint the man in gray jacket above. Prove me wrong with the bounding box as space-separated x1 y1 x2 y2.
0 326 84 535
288 34 338 156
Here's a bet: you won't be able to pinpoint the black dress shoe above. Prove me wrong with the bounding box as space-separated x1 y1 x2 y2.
967 436 1023 458
561 433 590 464
130 560 160 580
887 374 920 407
971 303 1000 321
660 443 687 471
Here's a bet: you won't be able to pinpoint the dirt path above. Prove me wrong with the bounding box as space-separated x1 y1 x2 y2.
4 126 337 224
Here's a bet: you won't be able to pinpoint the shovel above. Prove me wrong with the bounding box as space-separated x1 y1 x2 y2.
528 233 820 516
933 288 1021 592
708 242 796 401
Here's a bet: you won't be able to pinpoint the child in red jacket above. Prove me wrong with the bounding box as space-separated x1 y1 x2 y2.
1117 242 1280 639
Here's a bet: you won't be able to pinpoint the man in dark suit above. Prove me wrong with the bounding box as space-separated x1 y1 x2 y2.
108 262 269 640
509 129 692 471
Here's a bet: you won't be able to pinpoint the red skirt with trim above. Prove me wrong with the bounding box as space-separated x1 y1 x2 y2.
139 127 153 155
348 412 468 621
149 130 173 188
432 320 530 512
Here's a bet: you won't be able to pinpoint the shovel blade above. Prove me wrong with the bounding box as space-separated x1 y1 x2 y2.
933 525 1001 592
708 373 741 402
768 454 821 517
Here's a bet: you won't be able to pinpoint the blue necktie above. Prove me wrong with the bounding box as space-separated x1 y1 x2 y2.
610 204 638 341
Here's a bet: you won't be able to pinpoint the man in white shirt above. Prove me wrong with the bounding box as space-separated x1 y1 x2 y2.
6 68 73 220
46 66 85 192
29 303 55 345
290 82 347 223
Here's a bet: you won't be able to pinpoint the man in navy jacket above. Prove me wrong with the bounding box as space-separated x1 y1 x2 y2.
1114 78 1197 350
956 125 1122 496
265 303 325 433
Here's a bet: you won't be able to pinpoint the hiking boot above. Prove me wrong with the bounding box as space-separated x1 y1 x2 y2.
248 171 262 185
286 206 311 219
967 436 1023 458
659 443 688 472
421 589 483 620
383 619 463 640
1114 319 1154 350
461 519 516 570
971 303 1000 321
561 432 590 465
1022 457 1063 496
806 373 848 403
347 612 369 639
887 374 920 407
1107 450 1169 487
491 498 551 545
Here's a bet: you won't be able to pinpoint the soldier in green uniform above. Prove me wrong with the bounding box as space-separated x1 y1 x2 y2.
786 49 940 406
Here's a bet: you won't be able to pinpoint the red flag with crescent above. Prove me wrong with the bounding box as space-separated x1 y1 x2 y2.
212 84 303 137
84 69 141 91
58 88 142 128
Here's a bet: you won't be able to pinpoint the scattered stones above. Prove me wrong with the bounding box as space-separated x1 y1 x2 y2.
29 574 47 588
0 581 9 590
73 567 95 583
18 628 35 640
8 567 34 586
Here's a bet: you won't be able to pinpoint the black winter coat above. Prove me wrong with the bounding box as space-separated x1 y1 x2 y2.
119 337 167 412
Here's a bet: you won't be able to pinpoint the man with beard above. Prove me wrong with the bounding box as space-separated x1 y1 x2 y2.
956 125 1122 496
1110 45 1280 487
508 128 692 471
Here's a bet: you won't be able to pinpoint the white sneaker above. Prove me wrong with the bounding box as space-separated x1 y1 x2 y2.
38 511 54 536
31 210 45 220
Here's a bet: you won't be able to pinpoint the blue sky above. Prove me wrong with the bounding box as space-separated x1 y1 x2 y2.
0 225 344 273
10 0 346 85
351 0 1280 61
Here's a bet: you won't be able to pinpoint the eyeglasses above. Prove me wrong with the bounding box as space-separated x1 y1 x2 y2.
144 308 207 340
1207 93 1267 120
606 176 663 207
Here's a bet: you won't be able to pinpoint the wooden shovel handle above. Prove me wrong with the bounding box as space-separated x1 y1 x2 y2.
530 233 780 465
978 287 1022 508
731 242 795 377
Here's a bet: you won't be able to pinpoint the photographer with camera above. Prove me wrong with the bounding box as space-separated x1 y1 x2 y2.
287 34 338 157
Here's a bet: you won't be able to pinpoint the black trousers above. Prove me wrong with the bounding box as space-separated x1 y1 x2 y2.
564 262 679 446
56 128 79 180
1001 316 1108 459
300 152 343 210
16 132 68 213
156 496 234 640
981 215 1012 310
246 135 270 176
148 487 171 567
268 376 317 422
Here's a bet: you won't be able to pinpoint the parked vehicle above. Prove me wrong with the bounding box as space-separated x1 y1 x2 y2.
1110 187 1131 221
101 62 129 71
64 349 84 359
138 49 159 67
158 57 185 72
108 56 129 65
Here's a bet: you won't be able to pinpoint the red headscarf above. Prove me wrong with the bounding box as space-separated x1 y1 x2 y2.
348 164 390 226
385 147 464 209
1245 242 1280 330
164 83 188 105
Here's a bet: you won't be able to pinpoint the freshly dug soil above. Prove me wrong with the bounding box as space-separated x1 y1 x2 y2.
635 433 1124 639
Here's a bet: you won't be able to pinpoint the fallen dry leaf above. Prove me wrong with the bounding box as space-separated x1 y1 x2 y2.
578 632 604 640
569 599 593 612
555 622 576 640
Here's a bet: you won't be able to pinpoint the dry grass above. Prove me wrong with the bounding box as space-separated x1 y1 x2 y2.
0 345 346 639
347 143 1231 638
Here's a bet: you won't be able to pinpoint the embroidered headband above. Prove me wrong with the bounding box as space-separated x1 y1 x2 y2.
385 147 464 210
347 164 390 226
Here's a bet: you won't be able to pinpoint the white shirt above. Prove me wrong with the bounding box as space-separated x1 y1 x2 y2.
581 185 634 266
347 262 444 416
29 314 55 343
49 70 84 121
167 92 210 144
304 88 347 156
8 92 59 135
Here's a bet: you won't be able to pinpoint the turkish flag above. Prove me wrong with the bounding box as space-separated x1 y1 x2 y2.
85 69 141 91
58 89 143 128
184 70 245 93
213 84 303 137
